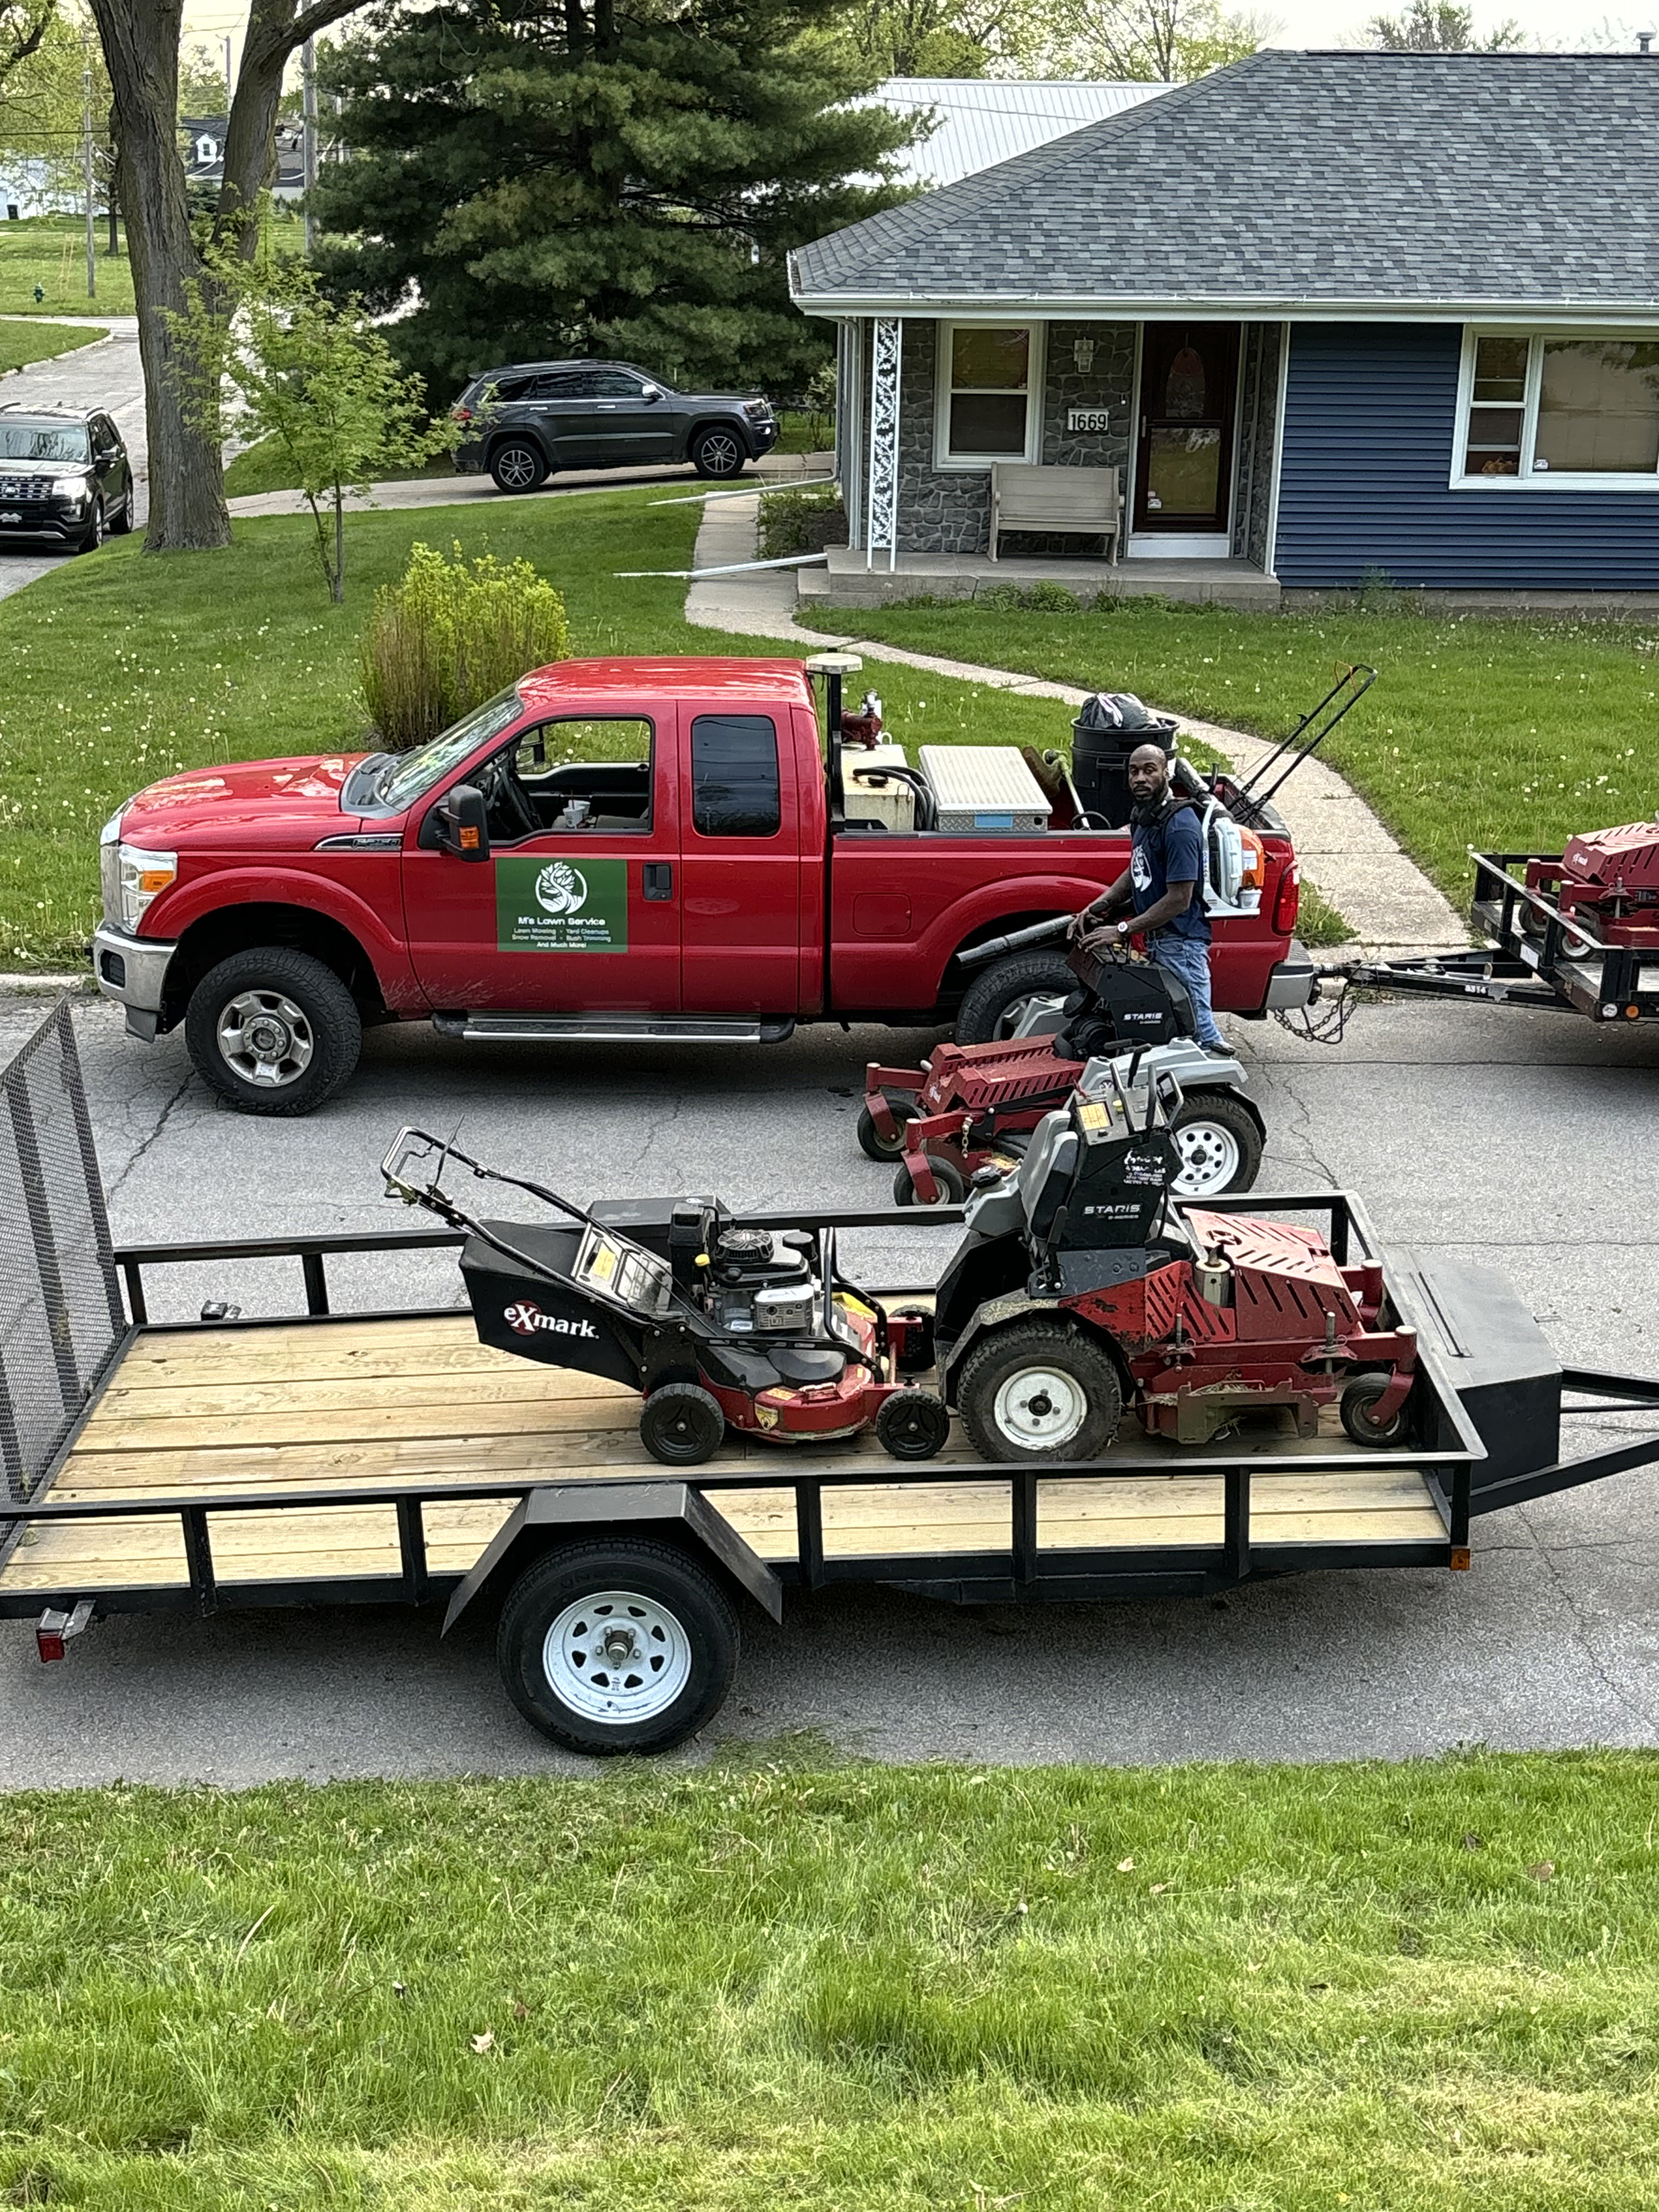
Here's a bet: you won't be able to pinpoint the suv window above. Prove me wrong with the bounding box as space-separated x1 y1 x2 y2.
527 372 594 400
589 370 648 397
690 715 780 837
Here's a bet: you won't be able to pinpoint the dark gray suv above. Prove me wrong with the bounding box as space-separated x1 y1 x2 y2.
451 360 779 492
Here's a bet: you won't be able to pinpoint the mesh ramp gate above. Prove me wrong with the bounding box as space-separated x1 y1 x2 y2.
0 998 124 1513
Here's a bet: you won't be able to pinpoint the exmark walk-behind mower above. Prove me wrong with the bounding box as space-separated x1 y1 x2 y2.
862 921 1264 1205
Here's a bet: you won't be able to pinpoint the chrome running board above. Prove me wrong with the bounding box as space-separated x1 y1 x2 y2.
434 1013 796 1045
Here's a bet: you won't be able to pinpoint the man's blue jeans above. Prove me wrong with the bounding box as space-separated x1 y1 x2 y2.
1147 931 1224 1046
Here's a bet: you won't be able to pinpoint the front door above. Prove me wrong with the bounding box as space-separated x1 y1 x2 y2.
677 708 803 1013
1133 325 1240 536
588 368 677 463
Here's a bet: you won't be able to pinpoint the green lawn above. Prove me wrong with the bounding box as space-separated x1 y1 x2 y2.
1 1751 1656 2208
807 598 1659 905
0 216 134 316
222 436 461 499
0 317 107 373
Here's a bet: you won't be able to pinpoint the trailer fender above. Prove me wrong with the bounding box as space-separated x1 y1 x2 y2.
442 1480 784 1636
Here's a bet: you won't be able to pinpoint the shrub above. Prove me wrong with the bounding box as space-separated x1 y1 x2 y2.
759 484 847 560
1021 582 1082 613
359 540 571 748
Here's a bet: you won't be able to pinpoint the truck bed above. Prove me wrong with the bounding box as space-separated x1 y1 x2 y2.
0 1311 1449 1607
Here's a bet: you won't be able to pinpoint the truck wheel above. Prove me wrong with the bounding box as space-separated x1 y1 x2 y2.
1340 1371 1411 1448
497 1539 739 1756
1170 1093 1263 1199
490 439 549 493
957 1319 1122 1465
185 947 361 1116
691 426 746 480
955 950 1075 1046
639 1382 725 1465
875 1388 950 1460
892 1152 967 1206
857 1099 916 1162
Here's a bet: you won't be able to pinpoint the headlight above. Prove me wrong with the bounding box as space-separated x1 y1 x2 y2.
50 476 89 501
117 844 177 931
743 400 772 421
100 810 124 846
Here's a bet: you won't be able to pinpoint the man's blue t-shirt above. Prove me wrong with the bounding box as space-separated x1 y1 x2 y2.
1129 801 1209 941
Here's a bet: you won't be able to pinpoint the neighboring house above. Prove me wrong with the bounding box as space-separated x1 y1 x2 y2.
791 50 1659 601
0 160 74 219
868 78 1166 190
182 116 306 200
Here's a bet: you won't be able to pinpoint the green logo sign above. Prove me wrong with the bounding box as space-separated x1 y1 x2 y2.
496 856 628 952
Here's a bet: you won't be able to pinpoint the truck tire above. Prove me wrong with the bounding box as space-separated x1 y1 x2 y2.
185 947 362 1116
497 1539 739 1756
490 439 549 493
1170 1093 1263 1199
690 425 746 480
954 950 1075 1046
957 1319 1122 1465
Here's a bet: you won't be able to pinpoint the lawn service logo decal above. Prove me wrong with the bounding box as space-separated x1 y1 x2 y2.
496 854 627 951
504 1300 600 1340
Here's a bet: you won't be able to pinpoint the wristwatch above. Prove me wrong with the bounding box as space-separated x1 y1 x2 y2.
1115 921 1129 939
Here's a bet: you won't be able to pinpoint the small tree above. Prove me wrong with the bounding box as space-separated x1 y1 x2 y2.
1367 3 1525 48
170 244 455 601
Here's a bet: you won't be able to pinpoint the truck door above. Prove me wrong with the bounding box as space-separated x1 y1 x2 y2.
401 712 681 1013
677 707 803 1014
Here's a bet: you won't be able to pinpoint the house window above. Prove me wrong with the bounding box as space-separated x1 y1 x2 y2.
1458 332 1659 487
938 325 1038 465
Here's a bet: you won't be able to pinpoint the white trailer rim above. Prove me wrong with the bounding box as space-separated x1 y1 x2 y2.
543 1589 693 1722
994 1365 1088 1451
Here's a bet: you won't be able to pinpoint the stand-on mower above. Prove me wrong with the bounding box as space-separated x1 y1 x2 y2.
861 922 1265 1205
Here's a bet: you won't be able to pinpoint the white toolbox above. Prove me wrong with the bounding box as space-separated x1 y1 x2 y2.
918 746 1051 835
842 742 915 830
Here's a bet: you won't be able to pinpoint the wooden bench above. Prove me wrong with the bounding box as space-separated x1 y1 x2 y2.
990 462 1121 563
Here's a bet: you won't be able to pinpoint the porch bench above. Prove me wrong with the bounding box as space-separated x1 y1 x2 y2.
990 463 1121 563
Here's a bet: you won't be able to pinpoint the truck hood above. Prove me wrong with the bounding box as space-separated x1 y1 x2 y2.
119 753 370 845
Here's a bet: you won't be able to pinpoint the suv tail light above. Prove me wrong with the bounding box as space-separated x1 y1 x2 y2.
1272 861 1300 936
451 405 473 423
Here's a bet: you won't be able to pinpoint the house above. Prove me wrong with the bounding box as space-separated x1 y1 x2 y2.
867 78 1166 190
790 50 1659 608
182 116 307 201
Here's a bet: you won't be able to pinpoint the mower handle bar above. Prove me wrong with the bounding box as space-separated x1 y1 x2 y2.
1236 662 1376 810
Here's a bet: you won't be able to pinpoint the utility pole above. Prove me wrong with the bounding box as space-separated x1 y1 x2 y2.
80 22 95 299
302 37 318 253
223 35 233 103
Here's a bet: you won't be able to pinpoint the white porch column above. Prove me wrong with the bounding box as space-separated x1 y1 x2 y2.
865 315 902 572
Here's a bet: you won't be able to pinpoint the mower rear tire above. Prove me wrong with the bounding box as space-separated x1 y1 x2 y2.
954 950 1077 1046
893 1153 967 1206
639 1382 725 1466
857 1099 917 1162
957 1320 1122 1465
876 1388 950 1460
1340 1371 1411 1448
497 1538 738 1756
890 1303 937 1375
1169 1092 1263 1199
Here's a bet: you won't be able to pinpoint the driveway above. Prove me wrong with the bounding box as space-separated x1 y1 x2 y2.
1 988 1656 1786
0 315 143 600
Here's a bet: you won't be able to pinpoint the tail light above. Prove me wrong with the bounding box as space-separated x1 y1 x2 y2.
1238 827 1265 891
451 406 473 424
1272 861 1300 936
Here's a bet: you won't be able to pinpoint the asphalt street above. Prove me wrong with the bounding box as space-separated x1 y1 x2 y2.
0 316 143 601
1 986 1656 1786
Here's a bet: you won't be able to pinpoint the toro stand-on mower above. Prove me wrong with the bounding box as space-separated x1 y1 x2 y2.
862 924 1265 1206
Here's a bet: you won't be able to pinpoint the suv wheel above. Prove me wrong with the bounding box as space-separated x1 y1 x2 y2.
109 474 134 534
185 947 362 1116
73 496 104 555
490 440 550 493
690 426 746 480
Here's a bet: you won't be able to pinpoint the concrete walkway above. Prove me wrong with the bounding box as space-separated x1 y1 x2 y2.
686 493 1465 956
225 450 829 520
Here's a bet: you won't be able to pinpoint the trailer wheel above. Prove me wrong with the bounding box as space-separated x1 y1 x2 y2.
1340 1371 1411 1448
957 1319 1122 1465
857 1099 917 1161
1170 1093 1263 1198
892 1152 967 1206
876 1388 950 1460
954 950 1076 1046
497 1540 739 1756
185 947 362 1116
639 1382 725 1466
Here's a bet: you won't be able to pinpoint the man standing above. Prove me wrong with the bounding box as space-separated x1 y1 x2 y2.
1070 741 1227 1052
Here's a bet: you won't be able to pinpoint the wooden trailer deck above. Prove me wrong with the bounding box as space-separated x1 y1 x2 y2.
0 1313 1449 1603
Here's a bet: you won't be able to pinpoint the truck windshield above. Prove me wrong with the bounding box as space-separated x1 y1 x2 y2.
377 692 524 811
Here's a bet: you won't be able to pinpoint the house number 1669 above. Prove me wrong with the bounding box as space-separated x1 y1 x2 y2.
1066 408 1110 432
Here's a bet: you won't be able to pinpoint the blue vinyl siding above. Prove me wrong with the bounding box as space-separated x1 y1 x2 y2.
1274 323 1659 590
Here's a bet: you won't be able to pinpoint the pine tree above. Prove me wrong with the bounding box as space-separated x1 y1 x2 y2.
312 0 922 401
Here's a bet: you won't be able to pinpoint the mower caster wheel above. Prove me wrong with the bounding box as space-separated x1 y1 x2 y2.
639 1382 725 1466
857 1099 916 1162
1340 1371 1411 1448
892 1152 967 1206
876 1388 950 1460
890 1303 937 1376
957 1319 1122 1465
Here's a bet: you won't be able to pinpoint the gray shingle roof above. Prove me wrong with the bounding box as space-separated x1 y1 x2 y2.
791 52 1659 314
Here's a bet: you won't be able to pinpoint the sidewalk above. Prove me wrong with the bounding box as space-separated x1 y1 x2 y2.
685 493 1465 957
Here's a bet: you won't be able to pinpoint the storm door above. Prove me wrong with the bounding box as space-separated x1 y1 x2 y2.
1133 325 1240 534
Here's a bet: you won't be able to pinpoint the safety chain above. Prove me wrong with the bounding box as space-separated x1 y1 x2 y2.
1272 975 1359 1046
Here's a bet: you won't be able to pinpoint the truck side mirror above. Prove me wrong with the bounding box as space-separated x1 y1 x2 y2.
430 784 490 861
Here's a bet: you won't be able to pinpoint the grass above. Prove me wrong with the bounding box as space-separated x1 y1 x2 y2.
221 436 461 499
0 317 107 374
0 1750 1656 2206
1299 877 1357 947
806 596 1659 906
0 215 134 316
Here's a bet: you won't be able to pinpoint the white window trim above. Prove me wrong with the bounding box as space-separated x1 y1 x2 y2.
1452 326 1659 492
933 320 1045 471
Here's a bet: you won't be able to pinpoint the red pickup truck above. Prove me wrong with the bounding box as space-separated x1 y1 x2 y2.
92 654 1315 1114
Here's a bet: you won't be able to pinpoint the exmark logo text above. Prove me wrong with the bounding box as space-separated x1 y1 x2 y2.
505 1300 600 1340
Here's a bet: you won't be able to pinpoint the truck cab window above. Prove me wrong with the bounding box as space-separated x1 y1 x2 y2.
481 716 655 842
691 715 780 837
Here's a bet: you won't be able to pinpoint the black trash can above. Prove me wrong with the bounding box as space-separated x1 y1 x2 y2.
1070 693 1179 827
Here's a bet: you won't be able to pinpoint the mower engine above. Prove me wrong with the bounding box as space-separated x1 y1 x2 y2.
1530 819 1659 947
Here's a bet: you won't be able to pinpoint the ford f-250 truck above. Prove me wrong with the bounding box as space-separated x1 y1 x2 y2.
92 653 1316 1115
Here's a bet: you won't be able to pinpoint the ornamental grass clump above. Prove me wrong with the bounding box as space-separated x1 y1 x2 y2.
359 539 572 748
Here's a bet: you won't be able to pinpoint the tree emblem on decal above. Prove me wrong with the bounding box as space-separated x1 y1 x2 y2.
534 861 587 916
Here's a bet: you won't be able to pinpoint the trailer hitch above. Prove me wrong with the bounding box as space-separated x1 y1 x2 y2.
36 1599 94 1662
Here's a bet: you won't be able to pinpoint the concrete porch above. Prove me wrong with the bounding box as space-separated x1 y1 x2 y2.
798 543 1281 613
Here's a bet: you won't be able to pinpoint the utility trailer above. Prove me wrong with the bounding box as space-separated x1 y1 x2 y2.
1342 847 1659 1026
5 998 1659 1754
